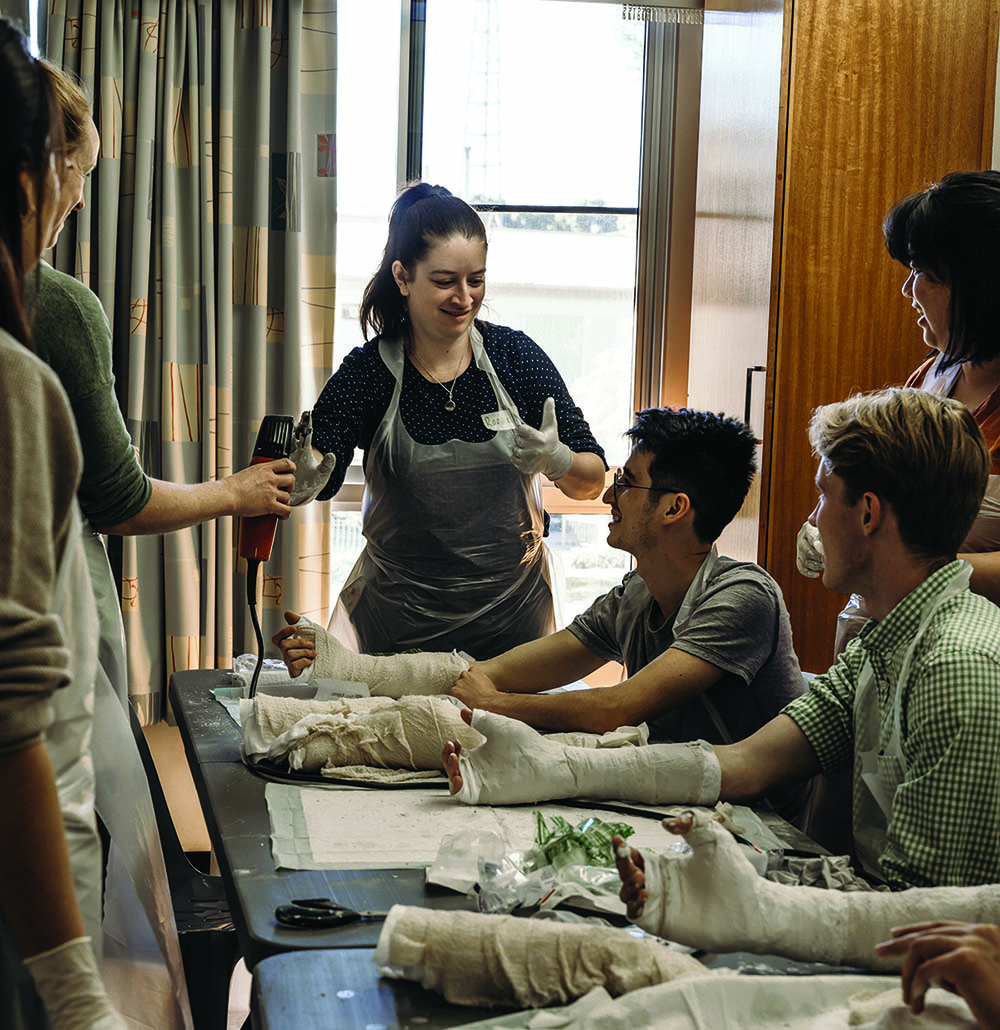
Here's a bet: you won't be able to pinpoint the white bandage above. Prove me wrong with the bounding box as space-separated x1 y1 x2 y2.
24 937 124 1030
293 615 469 696
374 905 706 1008
452 710 721 807
635 810 1000 968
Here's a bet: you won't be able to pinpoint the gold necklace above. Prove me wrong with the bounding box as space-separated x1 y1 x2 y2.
409 342 468 412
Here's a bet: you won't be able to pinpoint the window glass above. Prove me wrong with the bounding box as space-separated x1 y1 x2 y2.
422 0 644 209
422 0 643 467
333 1 402 370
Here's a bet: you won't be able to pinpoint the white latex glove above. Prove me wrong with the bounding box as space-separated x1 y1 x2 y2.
288 410 337 506
795 520 825 578
510 397 573 479
24 937 125 1030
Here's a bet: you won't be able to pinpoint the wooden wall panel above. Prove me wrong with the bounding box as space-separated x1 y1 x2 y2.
761 0 999 673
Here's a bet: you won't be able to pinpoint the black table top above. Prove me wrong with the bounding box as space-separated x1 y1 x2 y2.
168 670 478 970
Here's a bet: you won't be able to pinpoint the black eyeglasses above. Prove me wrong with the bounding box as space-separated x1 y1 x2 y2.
611 469 668 504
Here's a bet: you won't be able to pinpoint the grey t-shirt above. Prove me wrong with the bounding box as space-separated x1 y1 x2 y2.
568 557 804 746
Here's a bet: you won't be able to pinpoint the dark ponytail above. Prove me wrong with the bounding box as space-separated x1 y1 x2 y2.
359 182 487 341
0 18 62 348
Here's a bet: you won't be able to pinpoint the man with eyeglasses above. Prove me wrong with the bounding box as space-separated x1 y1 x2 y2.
446 406 809 818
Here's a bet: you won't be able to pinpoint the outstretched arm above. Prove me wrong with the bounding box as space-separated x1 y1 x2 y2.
453 641 730 735
96 459 295 535
551 450 606 500
614 810 1000 969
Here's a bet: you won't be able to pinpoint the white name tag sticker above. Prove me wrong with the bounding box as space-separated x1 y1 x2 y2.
482 410 518 432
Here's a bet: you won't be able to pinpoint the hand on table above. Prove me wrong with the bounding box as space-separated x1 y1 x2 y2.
511 397 573 480
271 610 316 677
288 411 337 505
226 457 295 517
875 921 1000 1024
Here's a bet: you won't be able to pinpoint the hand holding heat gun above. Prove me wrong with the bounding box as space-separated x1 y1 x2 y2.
238 415 295 562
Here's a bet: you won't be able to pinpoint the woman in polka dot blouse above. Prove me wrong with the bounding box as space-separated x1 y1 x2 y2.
310 183 607 659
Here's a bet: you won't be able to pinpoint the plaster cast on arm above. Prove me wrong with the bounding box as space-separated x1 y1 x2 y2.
451 709 720 806
374 905 706 1009
292 614 470 696
242 694 484 773
632 809 1000 968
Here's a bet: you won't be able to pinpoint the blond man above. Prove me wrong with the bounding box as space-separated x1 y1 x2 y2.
447 389 1000 891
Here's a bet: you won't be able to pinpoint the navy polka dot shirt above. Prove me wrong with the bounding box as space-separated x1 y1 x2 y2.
311 321 606 500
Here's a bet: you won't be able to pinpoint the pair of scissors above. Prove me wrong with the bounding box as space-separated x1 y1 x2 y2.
274 898 389 930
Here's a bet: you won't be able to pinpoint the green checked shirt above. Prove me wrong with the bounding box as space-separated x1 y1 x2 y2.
784 561 1000 890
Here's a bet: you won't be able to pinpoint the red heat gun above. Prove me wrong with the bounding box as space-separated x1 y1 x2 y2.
239 415 294 698
238 414 295 561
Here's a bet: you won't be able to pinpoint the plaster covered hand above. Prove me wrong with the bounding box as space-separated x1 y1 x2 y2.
272 611 469 696
24 937 125 1030
444 709 721 806
614 809 1000 970
288 410 337 506
875 921 1000 1024
795 520 825 578
510 396 573 480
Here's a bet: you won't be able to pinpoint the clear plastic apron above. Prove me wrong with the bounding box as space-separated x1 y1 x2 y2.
83 530 192 1030
852 563 971 879
330 325 555 660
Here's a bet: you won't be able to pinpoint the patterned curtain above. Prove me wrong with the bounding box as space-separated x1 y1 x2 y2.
44 0 338 722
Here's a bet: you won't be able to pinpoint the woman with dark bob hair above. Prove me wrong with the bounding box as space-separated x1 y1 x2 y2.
798 170 1000 648
0 17 122 1030
302 182 607 659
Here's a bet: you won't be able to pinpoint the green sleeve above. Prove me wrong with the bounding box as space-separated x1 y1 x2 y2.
30 264 152 528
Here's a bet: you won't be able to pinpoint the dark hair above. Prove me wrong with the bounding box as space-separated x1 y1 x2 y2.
359 182 487 341
0 18 61 347
810 388 988 562
625 407 757 544
883 170 1000 369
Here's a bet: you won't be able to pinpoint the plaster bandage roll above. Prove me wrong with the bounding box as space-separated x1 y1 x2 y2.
636 809 1000 968
293 615 469 696
452 710 721 806
242 693 485 773
374 905 707 1009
